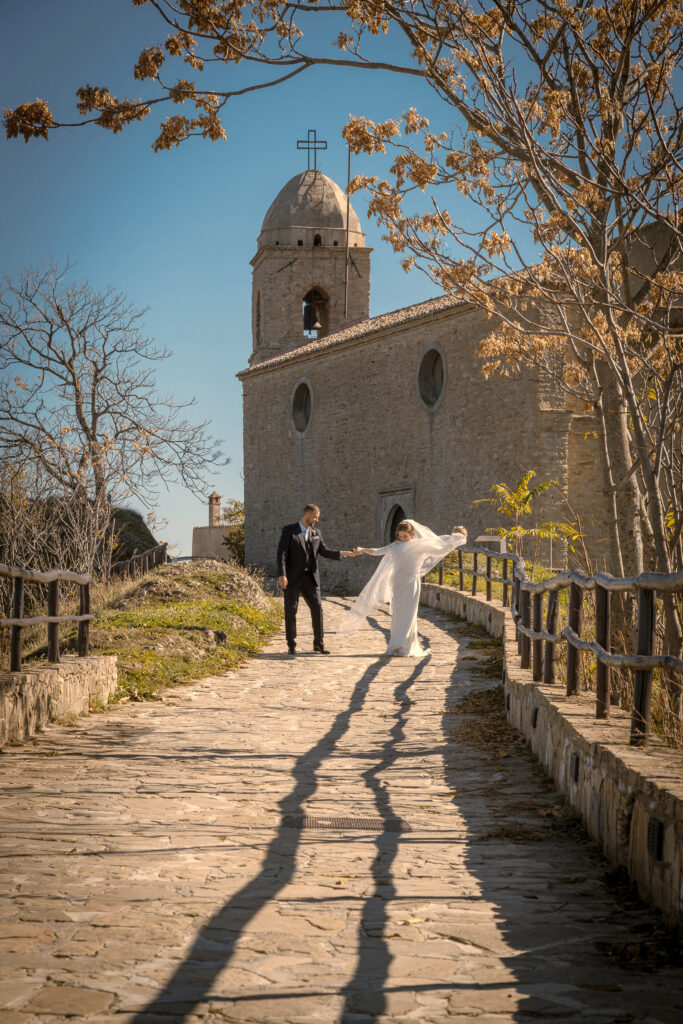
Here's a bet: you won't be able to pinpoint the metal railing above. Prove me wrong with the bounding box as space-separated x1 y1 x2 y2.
111 542 168 578
435 544 683 747
0 564 92 673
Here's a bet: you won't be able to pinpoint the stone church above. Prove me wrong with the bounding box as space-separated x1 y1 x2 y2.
238 166 609 591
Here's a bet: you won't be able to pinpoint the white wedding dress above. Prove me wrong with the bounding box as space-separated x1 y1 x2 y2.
339 520 467 657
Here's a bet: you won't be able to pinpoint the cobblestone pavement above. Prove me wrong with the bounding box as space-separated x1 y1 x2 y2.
1 598 682 1024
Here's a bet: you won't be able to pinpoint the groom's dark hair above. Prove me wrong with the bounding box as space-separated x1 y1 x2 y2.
303 503 320 514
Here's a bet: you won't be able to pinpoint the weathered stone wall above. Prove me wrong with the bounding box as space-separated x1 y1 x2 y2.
251 245 371 363
0 656 117 747
421 582 683 923
242 304 575 592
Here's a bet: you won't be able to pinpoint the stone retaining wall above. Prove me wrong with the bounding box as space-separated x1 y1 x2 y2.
0 656 117 747
421 582 683 924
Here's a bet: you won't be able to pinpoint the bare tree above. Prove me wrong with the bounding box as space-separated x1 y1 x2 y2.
0 261 226 572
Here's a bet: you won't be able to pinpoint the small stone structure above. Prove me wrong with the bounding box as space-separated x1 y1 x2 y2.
239 167 612 592
421 581 683 923
192 492 227 560
0 655 117 746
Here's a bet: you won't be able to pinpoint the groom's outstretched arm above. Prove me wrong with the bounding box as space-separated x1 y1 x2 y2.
317 533 341 561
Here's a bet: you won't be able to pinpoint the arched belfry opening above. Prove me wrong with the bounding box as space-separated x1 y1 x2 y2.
251 165 370 360
387 505 407 543
303 287 328 339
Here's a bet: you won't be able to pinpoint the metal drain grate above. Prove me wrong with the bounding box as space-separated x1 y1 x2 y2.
282 815 412 832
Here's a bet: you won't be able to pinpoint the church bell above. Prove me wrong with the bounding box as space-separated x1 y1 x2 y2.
303 297 322 331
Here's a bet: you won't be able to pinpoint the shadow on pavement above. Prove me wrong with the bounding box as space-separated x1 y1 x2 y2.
338 658 428 1020
129 656 387 1023
427 611 682 1024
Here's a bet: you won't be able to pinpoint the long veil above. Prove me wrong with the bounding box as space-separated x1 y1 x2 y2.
338 519 463 634
337 544 395 635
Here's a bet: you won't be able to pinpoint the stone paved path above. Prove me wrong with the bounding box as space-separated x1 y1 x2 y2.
1 598 682 1024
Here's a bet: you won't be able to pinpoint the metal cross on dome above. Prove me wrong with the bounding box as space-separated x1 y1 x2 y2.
297 129 327 171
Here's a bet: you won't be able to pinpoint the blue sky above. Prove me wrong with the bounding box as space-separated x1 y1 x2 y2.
1 1 459 555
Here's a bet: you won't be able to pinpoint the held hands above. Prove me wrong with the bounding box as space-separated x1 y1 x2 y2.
341 549 362 558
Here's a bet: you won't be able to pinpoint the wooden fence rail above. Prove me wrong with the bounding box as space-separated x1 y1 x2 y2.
0 564 92 673
110 542 168 578
436 544 683 748
1 542 168 673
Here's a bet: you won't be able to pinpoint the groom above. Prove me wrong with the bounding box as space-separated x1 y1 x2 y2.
277 503 356 656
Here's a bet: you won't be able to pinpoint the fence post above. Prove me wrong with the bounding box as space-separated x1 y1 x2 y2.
532 591 543 682
543 589 558 686
458 549 464 590
471 552 478 596
520 588 531 669
502 557 509 607
566 582 582 695
438 562 443 585
78 582 90 658
595 584 611 719
515 578 522 653
10 576 25 673
47 579 60 664
630 588 656 747
486 556 492 601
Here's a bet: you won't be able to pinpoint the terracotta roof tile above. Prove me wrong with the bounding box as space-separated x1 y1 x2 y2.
239 293 467 377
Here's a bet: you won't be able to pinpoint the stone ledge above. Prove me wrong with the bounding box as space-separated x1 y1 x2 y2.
421 581 683 923
0 655 117 747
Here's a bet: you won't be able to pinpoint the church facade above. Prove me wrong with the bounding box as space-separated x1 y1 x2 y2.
238 168 609 591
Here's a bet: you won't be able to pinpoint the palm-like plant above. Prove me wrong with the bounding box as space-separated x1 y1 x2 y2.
472 470 581 565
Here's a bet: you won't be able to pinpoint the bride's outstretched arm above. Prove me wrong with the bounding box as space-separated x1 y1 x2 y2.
353 546 390 556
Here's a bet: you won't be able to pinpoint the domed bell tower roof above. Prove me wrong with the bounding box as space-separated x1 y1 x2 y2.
257 170 365 249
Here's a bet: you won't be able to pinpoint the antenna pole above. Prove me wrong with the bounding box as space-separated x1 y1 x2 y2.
343 143 351 320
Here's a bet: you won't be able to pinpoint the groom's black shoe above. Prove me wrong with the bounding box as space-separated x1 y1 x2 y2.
287 644 296 656
313 644 331 654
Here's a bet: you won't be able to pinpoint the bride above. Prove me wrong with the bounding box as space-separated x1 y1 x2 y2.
339 520 468 657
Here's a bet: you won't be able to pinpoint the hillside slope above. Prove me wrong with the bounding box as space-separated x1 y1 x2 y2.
69 560 282 702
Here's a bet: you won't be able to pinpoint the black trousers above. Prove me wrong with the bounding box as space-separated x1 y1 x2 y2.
284 572 323 648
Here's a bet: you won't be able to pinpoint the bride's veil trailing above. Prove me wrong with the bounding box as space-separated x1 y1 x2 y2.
337 544 394 634
338 519 458 634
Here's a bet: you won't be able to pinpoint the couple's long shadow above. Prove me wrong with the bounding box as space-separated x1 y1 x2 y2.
131 644 421 1021
134 606 683 1022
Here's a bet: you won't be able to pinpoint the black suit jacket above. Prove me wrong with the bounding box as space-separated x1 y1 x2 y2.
277 522 340 587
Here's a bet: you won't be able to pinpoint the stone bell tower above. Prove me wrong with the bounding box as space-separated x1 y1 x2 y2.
250 165 371 364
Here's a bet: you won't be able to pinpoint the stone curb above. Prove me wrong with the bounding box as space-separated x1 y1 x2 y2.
0 655 117 747
421 582 683 923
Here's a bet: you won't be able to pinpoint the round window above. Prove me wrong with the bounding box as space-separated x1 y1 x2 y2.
292 381 312 433
417 348 445 408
